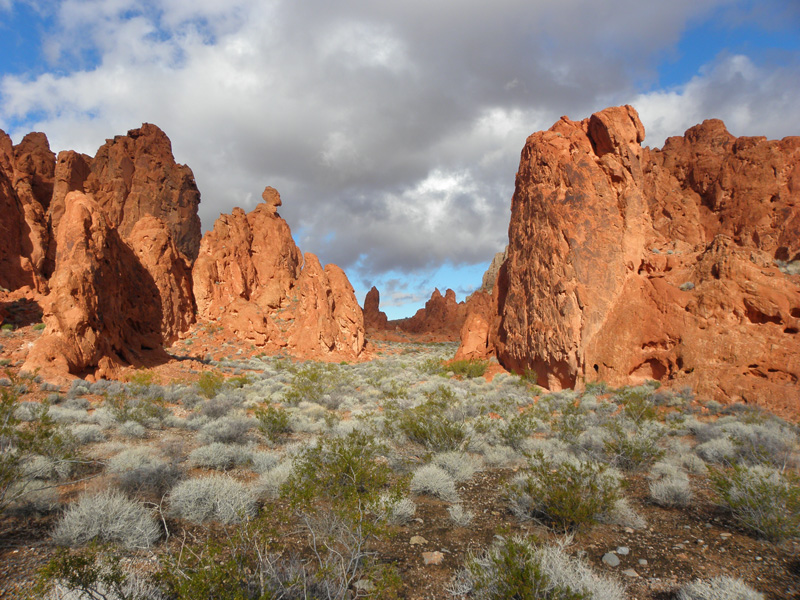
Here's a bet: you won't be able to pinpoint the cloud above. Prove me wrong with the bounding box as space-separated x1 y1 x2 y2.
634 53 800 147
1 0 798 316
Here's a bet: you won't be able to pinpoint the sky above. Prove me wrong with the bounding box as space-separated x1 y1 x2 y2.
1 1 799 319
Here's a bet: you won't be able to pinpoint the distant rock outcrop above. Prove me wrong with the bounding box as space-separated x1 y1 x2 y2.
193 186 365 361
86 124 202 261
23 192 168 381
393 288 467 341
363 286 389 331
460 105 800 412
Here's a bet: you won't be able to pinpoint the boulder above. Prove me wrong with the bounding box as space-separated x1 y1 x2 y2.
23 192 168 381
464 105 800 412
85 123 202 261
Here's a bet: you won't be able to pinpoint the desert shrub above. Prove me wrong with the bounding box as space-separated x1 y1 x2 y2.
602 419 664 471
676 575 764 600
1 381 77 515
648 462 693 508
390 386 468 451
169 475 257 524
508 451 620 531
614 384 659 423
283 430 393 516
449 536 625 599
250 449 280 474
119 420 147 439
47 405 92 424
105 393 168 427
282 361 351 406
199 415 254 444
197 370 225 399
375 493 417 525
6 482 60 516
448 504 474 527
107 448 181 496
256 461 295 499
253 404 291 442
410 464 459 501
432 451 482 482
21 454 70 480
695 436 737 465
37 545 166 600
188 442 253 471
500 407 546 450
710 464 800 541
53 490 160 549
446 359 489 378
69 424 106 444
597 496 647 530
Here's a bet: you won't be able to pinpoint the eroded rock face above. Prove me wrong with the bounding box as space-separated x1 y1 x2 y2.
86 123 202 261
193 187 365 361
23 192 168 381
395 288 467 341
471 105 800 411
128 216 196 344
363 286 389 331
0 130 56 291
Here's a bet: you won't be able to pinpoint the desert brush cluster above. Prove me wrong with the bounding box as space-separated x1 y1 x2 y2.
1 340 799 598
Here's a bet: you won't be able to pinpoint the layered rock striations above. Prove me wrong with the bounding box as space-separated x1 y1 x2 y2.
461 105 800 411
193 187 365 361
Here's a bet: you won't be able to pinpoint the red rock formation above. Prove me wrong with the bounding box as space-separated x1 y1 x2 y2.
193 187 365 361
465 105 800 412
128 216 196 343
363 286 389 330
85 123 202 261
47 150 92 275
394 288 467 341
23 192 169 381
454 290 495 361
0 130 57 291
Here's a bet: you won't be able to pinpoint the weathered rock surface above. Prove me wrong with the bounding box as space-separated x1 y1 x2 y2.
23 192 168 381
394 288 467 341
193 187 365 361
477 248 508 295
464 105 800 411
86 123 202 261
0 130 55 291
128 216 196 343
363 286 389 331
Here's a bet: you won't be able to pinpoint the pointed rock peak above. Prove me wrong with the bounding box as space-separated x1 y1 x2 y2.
14 132 52 155
444 288 457 303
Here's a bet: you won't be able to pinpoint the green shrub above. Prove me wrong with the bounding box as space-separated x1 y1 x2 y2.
508 452 620 531
614 384 658 423
0 379 77 515
602 419 664 471
710 464 800 541
391 386 468 451
283 430 392 516
32 322 46 331
254 404 291 442
447 359 489 378
451 536 624 599
197 370 225 399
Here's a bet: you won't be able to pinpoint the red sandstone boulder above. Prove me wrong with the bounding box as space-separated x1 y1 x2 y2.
23 192 168 381
465 105 800 413
193 187 365 361
363 286 389 331
85 123 202 261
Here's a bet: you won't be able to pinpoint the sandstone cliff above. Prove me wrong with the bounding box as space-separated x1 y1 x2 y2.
459 105 800 411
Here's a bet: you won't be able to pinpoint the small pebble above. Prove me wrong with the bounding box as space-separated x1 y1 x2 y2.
622 569 639 577
422 551 444 566
410 536 428 546
616 546 630 555
638 559 648 566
